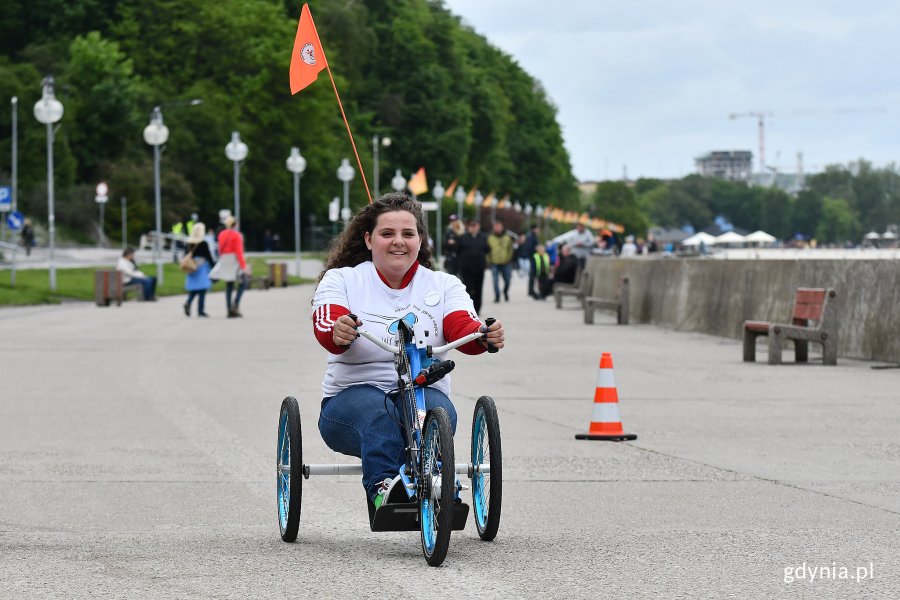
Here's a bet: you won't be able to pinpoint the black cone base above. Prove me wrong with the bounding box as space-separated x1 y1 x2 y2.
575 432 637 441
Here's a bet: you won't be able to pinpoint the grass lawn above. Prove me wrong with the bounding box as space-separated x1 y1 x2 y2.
0 256 311 306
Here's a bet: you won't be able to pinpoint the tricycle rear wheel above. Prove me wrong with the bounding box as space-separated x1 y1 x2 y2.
472 396 502 541
277 396 303 542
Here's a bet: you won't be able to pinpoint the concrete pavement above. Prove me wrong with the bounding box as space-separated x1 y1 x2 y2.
0 276 898 598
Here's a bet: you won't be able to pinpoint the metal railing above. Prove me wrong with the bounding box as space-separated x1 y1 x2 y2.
0 241 20 286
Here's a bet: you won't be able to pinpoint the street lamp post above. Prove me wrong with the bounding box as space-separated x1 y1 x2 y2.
454 185 465 221
432 180 445 263
336 158 355 227
524 203 533 229
372 135 391 196
33 76 64 291
285 147 307 278
225 131 249 228
474 190 483 224
121 196 127 250
11 96 17 239
95 181 109 247
390 169 407 194
143 106 169 284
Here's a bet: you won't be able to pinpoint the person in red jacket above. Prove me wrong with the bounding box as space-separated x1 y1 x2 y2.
210 216 247 318
311 193 505 510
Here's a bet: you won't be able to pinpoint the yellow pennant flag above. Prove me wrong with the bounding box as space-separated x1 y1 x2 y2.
445 178 458 198
482 191 495 208
408 167 428 196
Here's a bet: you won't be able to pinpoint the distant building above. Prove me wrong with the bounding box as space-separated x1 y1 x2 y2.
695 151 753 182
578 181 599 197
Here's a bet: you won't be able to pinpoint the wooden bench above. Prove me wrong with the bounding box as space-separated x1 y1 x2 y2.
743 287 838 365
554 268 592 309
94 270 144 306
584 277 629 325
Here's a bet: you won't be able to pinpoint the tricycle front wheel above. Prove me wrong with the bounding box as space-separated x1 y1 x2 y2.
419 407 455 567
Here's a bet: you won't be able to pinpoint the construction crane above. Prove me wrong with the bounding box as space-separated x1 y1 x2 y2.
728 108 886 175
728 111 772 174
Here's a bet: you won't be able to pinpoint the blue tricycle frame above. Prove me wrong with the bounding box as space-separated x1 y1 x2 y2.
276 318 502 567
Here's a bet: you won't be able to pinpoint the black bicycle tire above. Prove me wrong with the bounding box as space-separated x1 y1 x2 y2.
472 395 502 541
278 396 303 542
420 407 455 566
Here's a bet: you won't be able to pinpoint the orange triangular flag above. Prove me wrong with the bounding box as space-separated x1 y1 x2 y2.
482 191 495 208
444 178 458 198
408 167 428 195
499 193 510 208
464 187 476 206
289 4 328 95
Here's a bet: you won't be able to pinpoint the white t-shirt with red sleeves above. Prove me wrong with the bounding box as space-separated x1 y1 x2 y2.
312 261 478 398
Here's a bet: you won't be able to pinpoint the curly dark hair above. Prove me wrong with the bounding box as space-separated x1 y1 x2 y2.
317 192 433 282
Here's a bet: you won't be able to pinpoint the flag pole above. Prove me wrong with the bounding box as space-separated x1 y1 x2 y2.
324 66 373 204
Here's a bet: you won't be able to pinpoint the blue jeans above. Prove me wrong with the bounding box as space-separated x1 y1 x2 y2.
186 290 206 314
318 384 457 500
225 280 245 309
490 263 512 301
136 276 156 300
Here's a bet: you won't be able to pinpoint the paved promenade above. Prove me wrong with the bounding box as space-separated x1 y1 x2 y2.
1 279 898 598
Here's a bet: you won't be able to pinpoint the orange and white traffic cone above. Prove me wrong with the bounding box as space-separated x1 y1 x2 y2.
575 352 637 441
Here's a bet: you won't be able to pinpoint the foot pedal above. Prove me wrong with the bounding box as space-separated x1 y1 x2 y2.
369 501 470 532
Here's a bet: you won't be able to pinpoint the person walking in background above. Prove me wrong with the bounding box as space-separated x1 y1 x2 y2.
116 247 157 301
20 219 35 256
210 216 247 318
531 243 551 300
566 223 596 269
183 223 215 318
456 219 489 314
621 235 639 257
443 214 464 276
514 233 530 278
487 221 514 303
522 225 539 296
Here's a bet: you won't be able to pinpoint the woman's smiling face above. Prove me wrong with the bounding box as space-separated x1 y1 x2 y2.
365 210 421 283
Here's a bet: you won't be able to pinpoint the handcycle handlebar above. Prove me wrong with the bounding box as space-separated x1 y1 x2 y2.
345 313 496 356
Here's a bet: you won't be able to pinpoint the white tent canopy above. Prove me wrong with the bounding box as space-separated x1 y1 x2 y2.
682 231 717 247
864 231 881 240
881 231 897 240
714 231 746 245
745 230 777 243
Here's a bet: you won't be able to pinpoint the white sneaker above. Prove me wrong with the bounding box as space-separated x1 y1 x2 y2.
373 475 402 509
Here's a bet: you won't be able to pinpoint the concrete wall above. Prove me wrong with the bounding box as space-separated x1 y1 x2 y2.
585 257 900 362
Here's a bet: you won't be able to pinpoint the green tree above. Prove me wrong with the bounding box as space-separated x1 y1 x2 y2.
815 196 858 243
591 181 648 235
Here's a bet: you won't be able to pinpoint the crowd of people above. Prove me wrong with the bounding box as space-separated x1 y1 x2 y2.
112 195 645 320
442 217 601 305
115 212 249 318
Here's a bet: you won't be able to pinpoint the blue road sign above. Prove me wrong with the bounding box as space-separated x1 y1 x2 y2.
0 186 10 212
6 210 24 230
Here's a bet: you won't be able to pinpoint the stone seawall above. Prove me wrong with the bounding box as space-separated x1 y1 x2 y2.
584 257 900 362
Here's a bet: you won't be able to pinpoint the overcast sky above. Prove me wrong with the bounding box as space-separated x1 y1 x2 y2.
442 0 899 182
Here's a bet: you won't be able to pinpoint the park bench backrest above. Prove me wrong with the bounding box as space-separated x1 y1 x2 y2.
792 288 828 326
